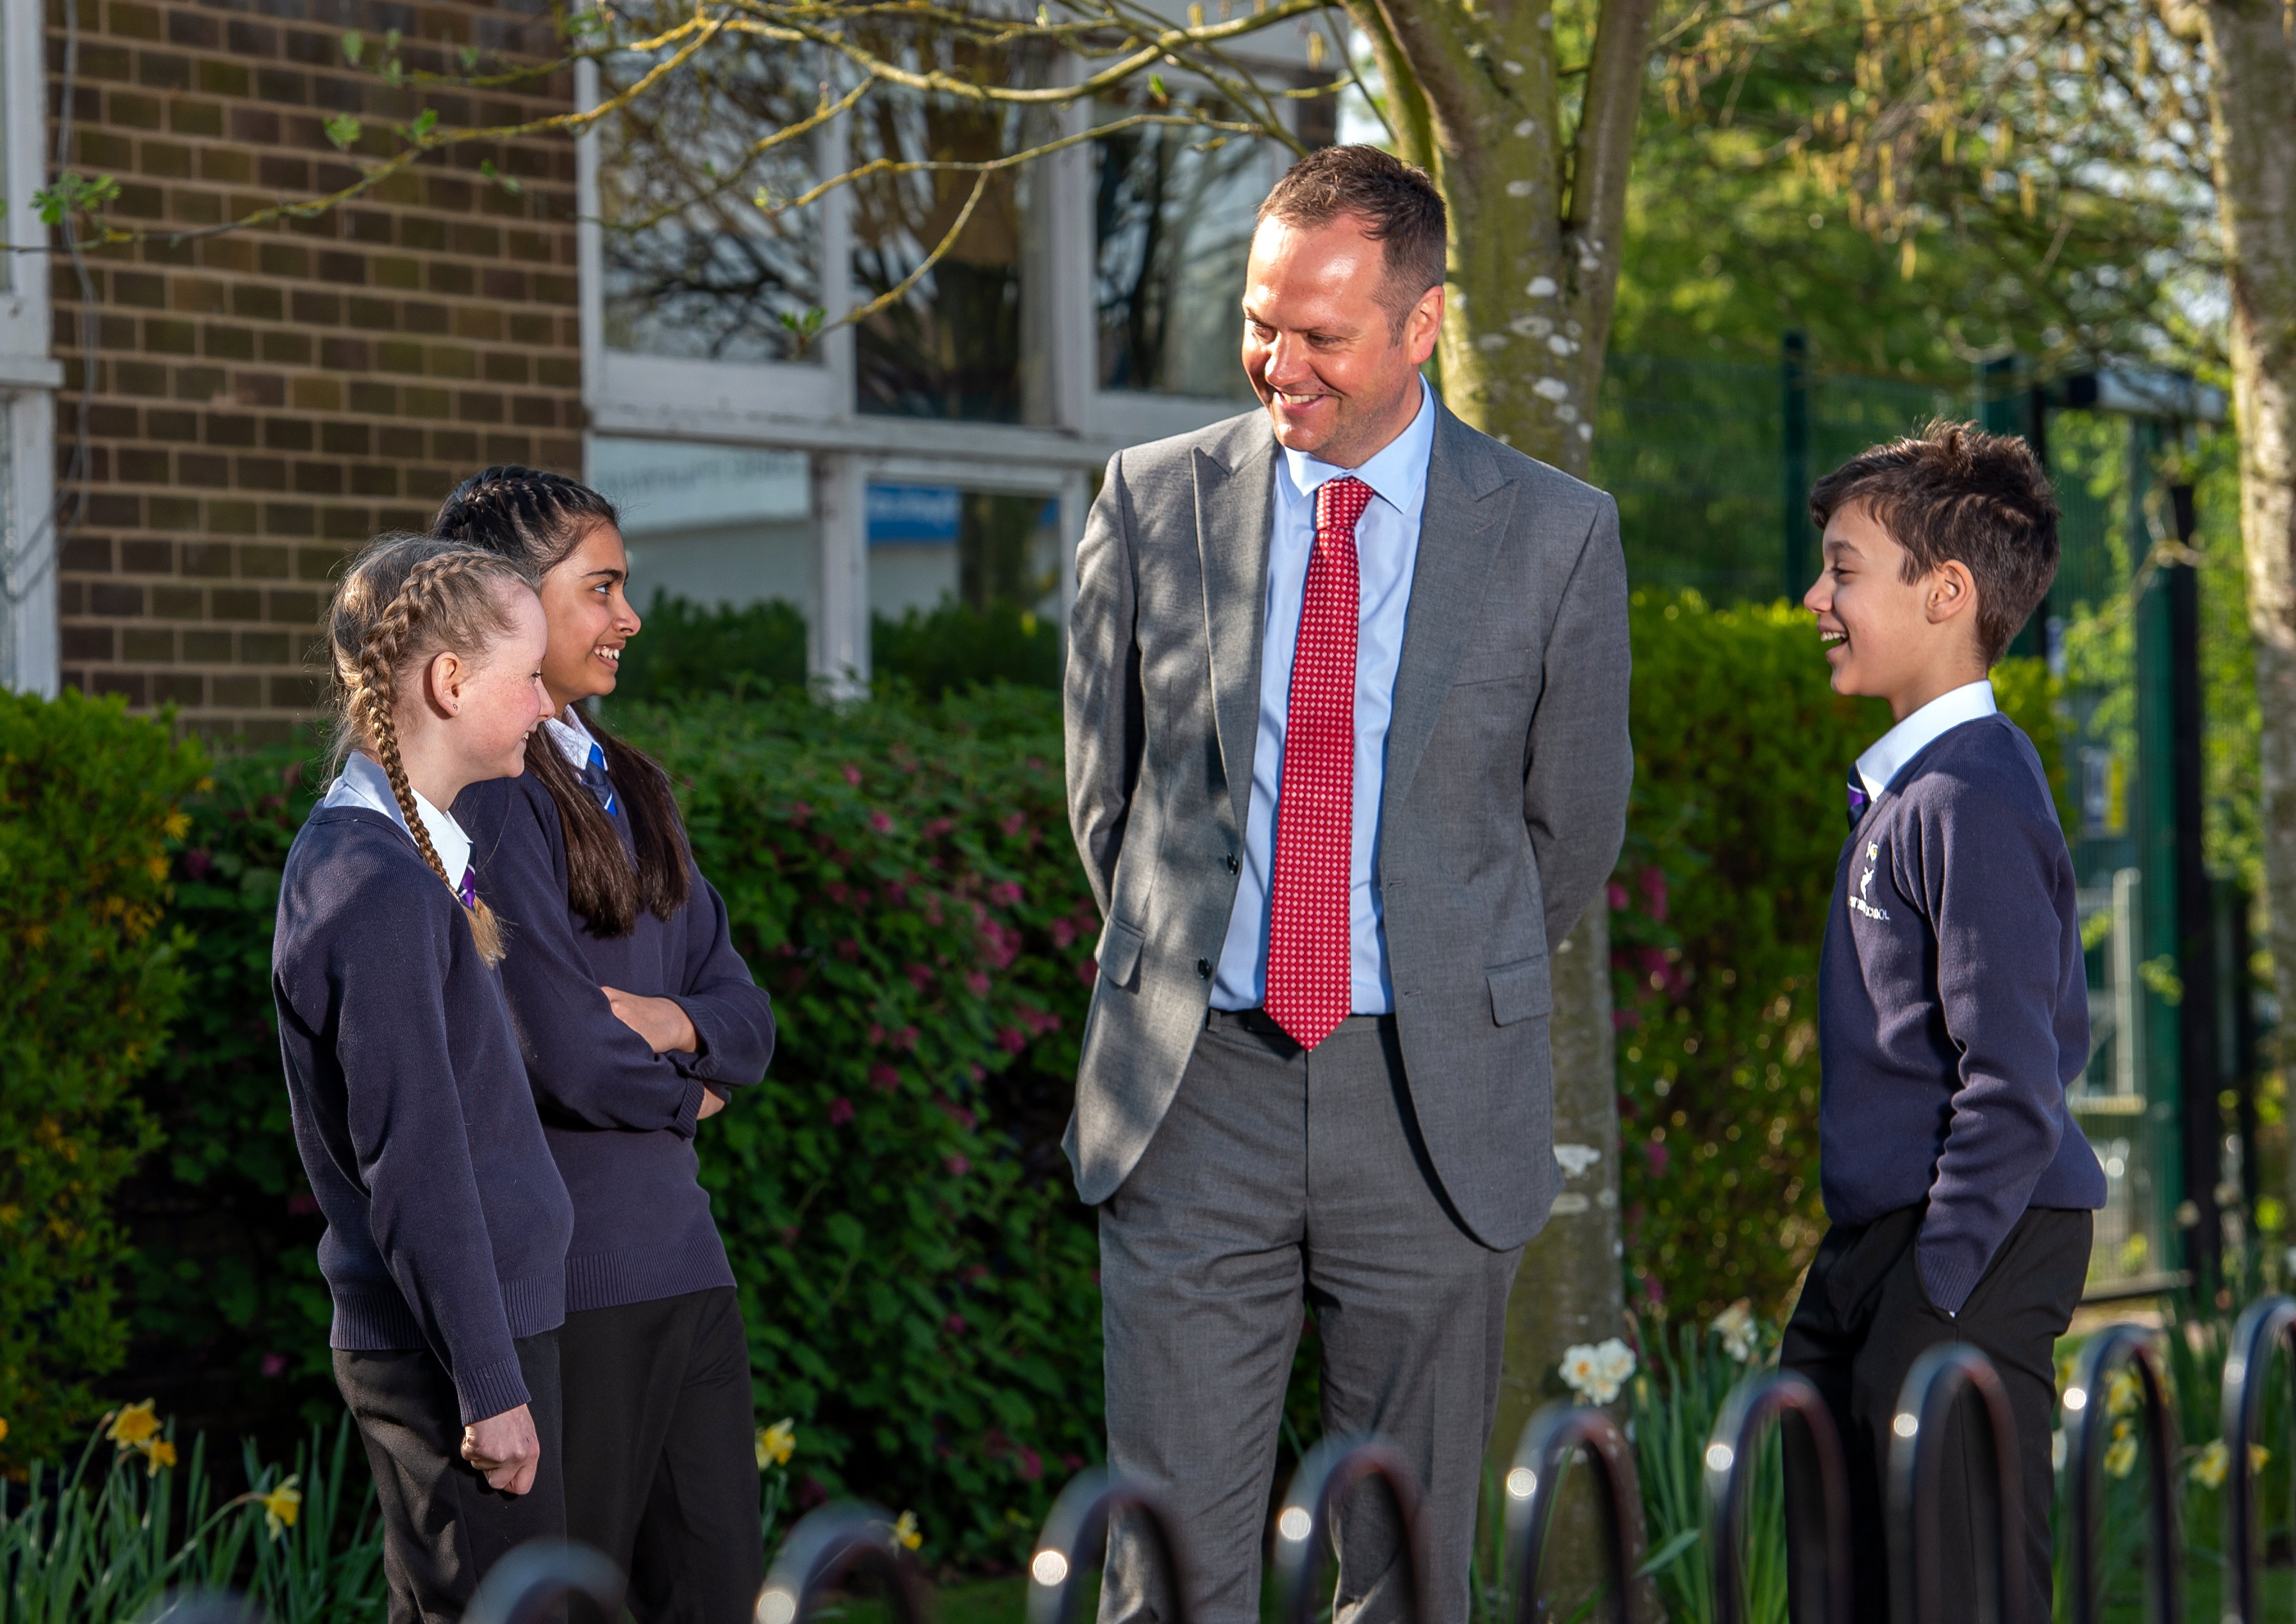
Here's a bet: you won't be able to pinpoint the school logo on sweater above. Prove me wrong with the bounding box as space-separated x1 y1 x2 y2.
1851 840 1892 921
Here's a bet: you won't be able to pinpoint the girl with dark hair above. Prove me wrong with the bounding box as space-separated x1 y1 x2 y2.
437 467 776 1624
275 536 572 1623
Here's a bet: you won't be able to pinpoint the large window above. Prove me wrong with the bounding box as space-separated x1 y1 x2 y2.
591 438 815 612
1093 92 1270 402
849 38 1059 424
599 51 822 364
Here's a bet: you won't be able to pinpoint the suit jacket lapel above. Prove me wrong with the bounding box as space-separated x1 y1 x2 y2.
1197 423 1277 836
1381 404 1516 834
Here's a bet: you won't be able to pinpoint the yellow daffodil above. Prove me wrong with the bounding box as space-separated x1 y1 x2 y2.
0 1417 9 1443
2192 1438 2268 1487
892 1511 921 1551
756 1419 795 1470
2106 1368 2142 1418
259 1476 303 1539
145 1439 178 1475
108 1400 161 1449
2105 1421 2138 1480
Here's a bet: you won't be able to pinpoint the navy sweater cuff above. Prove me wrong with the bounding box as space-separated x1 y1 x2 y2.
1917 1238 1983 1318
453 1351 532 1427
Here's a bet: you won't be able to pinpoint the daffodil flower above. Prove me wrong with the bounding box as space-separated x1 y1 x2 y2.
756 1419 796 1469
2104 1421 2138 1480
892 1511 921 1550
260 1476 303 1539
107 1400 162 1449
146 1439 178 1476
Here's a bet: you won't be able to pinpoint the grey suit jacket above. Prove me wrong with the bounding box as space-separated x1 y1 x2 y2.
1062 399 1633 1250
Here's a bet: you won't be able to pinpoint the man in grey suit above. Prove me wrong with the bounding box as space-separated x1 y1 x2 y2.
1063 145 1632 1624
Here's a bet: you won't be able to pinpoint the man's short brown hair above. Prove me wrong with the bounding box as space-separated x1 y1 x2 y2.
1257 145 1447 337
1809 420 2060 666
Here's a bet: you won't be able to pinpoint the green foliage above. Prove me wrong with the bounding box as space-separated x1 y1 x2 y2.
0 691 206 1470
113 747 337 1441
1626 1313 1786 1624
614 593 1063 706
619 685 1100 1565
0 1411 381 1623
1611 592 1887 1323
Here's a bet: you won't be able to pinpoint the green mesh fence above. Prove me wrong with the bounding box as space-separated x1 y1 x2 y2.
1593 353 1976 605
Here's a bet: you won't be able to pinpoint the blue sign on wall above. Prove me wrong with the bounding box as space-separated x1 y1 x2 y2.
867 484 961 546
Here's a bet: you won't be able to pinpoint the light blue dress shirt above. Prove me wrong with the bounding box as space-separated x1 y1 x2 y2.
1211 376 1436 1014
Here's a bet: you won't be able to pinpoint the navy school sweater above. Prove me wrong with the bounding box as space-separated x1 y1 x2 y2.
273 807 575 1424
453 771 776 1314
1818 712 2106 1315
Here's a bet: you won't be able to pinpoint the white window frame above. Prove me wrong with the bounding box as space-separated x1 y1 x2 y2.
577 26 1315 684
1 0 61 695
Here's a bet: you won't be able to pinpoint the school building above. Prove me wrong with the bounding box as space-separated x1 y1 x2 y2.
0 0 1326 741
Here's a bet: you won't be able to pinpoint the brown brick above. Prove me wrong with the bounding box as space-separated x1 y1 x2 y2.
152 672 204 705
426 261 473 296
142 141 193 178
267 588 318 622
183 625 232 658
235 372 287 408
319 421 370 456
208 499 261 534
297 546 348 581
377 338 422 373
173 95 226 135
265 418 315 453
124 627 174 661
79 128 136 167
241 545 290 578
146 317 197 354
121 539 172 573
320 336 370 371
204 325 256 361
119 446 171 483
317 252 366 286
293 461 344 495
199 148 253 185
87 492 142 527
483 352 528 385
513 390 560 424
170 190 225 227
154 587 204 621
91 672 149 705
90 581 146 616
429 429 477 463
292 289 341 326
62 625 117 662
182 542 234 578
226 19 278 56
212 674 262 707
238 457 288 490
113 270 166 309
268 674 323 711
233 285 284 322
347 295 397 331
167 10 218 48
255 67 306 104
260 242 310 279
112 92 165 129
373 257 421 292
174 365 228 402
349 381 398 415
171 278 227 314
377 426 422 459
60 536 113 572
403 386 449 420
261 331 313 365
451 306 501 342
455 392 503 424
212 586 261 619
348 463 397 497
147 494 199 529
482 434 531 465
147 407 197 440
137 52 192 92
320 507 372 541
265 503 317 536
206 414 256 448
289 376 342 412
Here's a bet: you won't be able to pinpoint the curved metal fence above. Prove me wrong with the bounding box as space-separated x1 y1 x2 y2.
166 1320 2229 1624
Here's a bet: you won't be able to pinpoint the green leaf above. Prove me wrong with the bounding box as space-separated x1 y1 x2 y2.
460 45 480 71
403 108 438 142
477 158 524 197
1636 1525 1702 1577
340 30 363 64
322 115 363 153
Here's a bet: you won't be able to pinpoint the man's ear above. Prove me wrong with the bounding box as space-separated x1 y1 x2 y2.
1406 284 1443 365
1925 560 1980 629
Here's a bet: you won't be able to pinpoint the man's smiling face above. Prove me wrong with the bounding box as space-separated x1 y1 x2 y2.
1240 212 1440 470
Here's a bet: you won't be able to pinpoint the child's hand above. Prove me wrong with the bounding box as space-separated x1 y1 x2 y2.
462 1404 540 1494
603 986 700 1055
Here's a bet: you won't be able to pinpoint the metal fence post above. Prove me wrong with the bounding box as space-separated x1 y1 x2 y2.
754 1505 933 1624
464 1541 628 1624
1025 1470 1192 1624
2220 1295 2296 1623
1271 1438 1434 1624
1884 1344 2026 1624
1703 1371 1851 1624
1504 1405 1648 1624
2062 1323 2181 1624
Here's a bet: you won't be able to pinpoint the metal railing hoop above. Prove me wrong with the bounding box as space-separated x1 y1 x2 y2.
1703 1369 1851 1624
1504 1403 1647 1624
1272 1436 1436 1624
464 1539 628 1624
1024 1468 1194 1624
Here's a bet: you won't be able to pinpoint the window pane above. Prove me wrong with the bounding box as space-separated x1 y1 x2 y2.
592 438 815 615
850 37 1058 423
1094 93 1268 400
600 51 820 363
868 483 1059 617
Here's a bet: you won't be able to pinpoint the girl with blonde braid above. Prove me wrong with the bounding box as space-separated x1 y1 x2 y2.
273 535 576 1624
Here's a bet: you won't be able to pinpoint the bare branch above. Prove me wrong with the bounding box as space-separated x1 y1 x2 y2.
1568 0 1660 238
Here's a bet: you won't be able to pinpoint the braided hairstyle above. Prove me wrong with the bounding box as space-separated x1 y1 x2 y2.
431 465 692 936
327 535 535 965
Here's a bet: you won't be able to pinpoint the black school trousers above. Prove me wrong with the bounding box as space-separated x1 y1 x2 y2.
1781 1203 2090 1624
560 1286 763 1624
335 1331 567 1624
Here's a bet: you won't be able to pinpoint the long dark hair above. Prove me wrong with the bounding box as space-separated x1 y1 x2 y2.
432 465 692 936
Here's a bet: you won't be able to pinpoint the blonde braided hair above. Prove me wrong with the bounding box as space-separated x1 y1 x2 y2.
327 536 536 966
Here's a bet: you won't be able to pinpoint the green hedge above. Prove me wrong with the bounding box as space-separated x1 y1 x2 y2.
121 685 1101 1565
1611 590 2072 1322
0 690 206 1470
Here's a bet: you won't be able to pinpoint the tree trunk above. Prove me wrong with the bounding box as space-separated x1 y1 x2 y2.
2200 0 2296 1214
1342 0 1654 1605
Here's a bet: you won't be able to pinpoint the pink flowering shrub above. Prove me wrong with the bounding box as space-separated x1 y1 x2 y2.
628 684 1102 1564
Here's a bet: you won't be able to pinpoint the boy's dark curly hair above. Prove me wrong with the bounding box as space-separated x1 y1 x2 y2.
1810 420 2059 665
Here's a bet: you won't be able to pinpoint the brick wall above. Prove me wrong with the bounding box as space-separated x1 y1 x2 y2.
49 0 583 745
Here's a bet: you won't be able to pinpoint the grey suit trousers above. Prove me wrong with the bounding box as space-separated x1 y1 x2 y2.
1099 1011 1522 1624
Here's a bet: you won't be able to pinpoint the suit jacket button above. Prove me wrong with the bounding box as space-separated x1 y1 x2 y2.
1196 958 1212 979
1224 853 1239 874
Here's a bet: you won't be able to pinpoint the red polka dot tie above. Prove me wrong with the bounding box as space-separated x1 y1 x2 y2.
1266 475 1370 1051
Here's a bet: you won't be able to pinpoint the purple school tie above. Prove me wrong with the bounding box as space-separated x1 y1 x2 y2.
457 866 477 909
1846 766 1870 831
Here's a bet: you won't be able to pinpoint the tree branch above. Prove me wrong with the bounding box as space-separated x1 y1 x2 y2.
1567 0 1659 242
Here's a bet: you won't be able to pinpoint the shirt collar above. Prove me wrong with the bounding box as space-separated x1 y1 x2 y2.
1856 679 1998 799
542 704 598 773
1279 375 1436 519
320 751 476 884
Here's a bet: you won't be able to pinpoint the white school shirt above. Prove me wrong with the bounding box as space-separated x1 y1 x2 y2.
542 704 601 774
1854 679 1999 800
318 752 476 888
